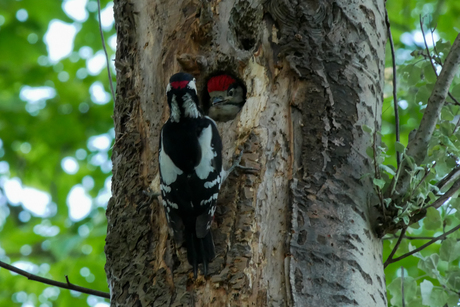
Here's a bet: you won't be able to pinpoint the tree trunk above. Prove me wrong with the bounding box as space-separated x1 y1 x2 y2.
106 0 388 306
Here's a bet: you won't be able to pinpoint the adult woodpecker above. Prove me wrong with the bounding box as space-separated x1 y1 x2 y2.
206 74 246 122
159 72 223 278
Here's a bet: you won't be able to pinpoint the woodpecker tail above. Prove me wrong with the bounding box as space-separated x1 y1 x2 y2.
185 230 215 278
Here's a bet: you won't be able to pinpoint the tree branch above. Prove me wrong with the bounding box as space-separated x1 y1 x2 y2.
384 227 407 268
382 165 460 234
420 16 438 81
97 0 116 103
436 164 460 191
420 17 460 119
388 33 460 202
401 266 405 307
426 176 460 209
385 8 401 167
385 224 460 266
383 235 436 241
0 260 110 299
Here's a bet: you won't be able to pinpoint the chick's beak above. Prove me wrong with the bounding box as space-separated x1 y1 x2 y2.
212 97 226 105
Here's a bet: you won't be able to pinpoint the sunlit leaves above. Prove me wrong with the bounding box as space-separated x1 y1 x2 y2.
439 238 460 262
423 208 442 230
388 276 418 307
382 2 460 306
0 0 114 306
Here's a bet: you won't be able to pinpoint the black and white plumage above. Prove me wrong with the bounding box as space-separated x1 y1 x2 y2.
159 72 223 278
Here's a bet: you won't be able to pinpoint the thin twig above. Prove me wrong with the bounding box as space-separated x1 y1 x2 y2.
0 260 110 299
437 164 460 191
385 8 400 167
420 16 460 133
383 235 435 240
384 227 407 268
426 176 460 209
401 266 405 307
97 0 116 103
386 224 460 266
420 16 438 78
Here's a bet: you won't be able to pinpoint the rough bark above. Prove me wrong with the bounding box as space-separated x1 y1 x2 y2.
106 0 388 306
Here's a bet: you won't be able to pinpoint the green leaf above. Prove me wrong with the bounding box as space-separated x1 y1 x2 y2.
388 276 417 307
418 254 440 278
424 207 441 230
451 84 460 98
384 198 392 207
379 164 396 176
373 178 386 189
394 141 405 153
366 146 374 159
402 215 410 225
439 238 460 262
441 107 455 121
406 298 425 307
362 124 373 134
447 292 460 307
420 279 433 306
416 85 432 105
430 288 449 307
436 40 452 54
405 154 416 170
408 65 422 86
446 269 460 290
423 64 437 83
428 191 436 202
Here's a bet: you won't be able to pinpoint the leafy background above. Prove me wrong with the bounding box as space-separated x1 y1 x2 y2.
0 0 459 306
0 0 114 306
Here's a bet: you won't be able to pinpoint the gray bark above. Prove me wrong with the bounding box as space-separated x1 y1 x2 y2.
106 0 388 306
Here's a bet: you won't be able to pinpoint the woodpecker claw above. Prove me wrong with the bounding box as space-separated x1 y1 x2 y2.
222 150 258 183
137 189 160 213
143 189 161 198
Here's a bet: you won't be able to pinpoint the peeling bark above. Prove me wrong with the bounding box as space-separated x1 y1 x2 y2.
106 0 388 306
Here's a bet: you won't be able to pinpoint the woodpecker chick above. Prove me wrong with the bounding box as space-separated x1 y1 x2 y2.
159 72 223 278
206 74 245 122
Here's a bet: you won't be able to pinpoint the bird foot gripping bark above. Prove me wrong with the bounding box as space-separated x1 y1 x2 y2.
136 188 160 213
222 150 259 183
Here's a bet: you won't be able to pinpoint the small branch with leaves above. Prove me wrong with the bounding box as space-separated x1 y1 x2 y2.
420 16 460 109
377 32 460 236
0 260 110 299
384 224 460 268
389 33 460 202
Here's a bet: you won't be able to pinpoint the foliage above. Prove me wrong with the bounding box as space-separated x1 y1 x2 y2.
0 0 114 306
382 1 460 306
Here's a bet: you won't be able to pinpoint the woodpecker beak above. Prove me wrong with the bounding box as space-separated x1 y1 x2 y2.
212 97 227 105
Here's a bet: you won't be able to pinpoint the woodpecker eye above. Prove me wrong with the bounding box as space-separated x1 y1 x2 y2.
228 89 234 96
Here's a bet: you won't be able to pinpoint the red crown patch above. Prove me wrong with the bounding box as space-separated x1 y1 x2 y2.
207 75 236 93
170 80 189 89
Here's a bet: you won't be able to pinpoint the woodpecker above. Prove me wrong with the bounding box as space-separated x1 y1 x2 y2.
159 72 223 278
206 74 246 122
